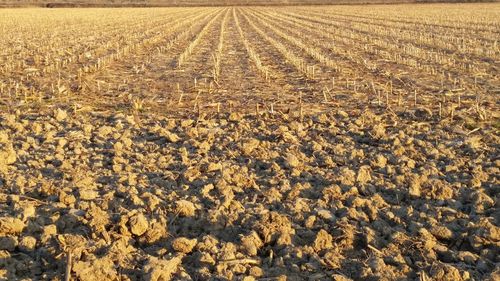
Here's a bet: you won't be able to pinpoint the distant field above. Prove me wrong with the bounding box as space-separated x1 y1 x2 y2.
0 4 499 281
1 0 496 8
0 4 498 114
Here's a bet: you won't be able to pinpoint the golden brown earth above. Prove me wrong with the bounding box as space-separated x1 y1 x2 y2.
0 4 499 281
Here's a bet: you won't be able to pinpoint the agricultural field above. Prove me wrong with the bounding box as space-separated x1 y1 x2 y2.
0 3 499 281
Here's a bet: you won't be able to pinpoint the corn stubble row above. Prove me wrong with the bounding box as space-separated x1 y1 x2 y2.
0 5 497 119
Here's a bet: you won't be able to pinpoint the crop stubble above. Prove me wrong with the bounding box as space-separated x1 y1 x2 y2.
0 4 499 281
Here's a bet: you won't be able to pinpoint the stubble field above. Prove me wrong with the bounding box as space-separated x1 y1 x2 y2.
0 4 499 281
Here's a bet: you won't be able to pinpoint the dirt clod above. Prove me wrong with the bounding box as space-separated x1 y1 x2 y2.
73 258 117 281
54 108 68 122
172 237 197 253
145 255 184 281
175 200 196 217
129 213 149 236
285 153 300 168
313 229 333 252
0 217 25 235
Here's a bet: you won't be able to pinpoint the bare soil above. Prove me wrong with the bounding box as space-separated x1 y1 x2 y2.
0 106 498 280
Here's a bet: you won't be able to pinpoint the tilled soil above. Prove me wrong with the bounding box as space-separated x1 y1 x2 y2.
0 107 498 281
